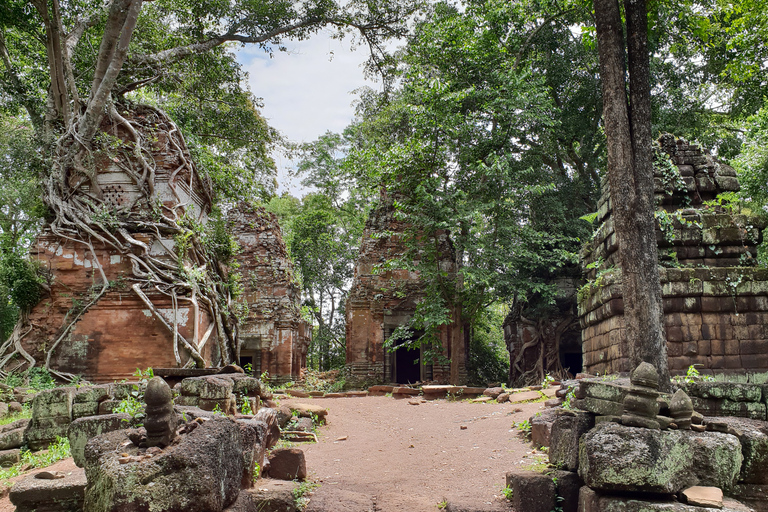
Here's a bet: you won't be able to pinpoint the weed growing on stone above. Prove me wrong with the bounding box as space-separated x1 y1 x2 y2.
515 419 532 440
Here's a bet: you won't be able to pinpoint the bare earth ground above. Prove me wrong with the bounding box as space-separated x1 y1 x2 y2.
289 396 547 512
0 396 546 512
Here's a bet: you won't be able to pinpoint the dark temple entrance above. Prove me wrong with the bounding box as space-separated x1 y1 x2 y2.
386 328 428 384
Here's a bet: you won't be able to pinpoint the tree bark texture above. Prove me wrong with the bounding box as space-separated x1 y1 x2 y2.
594 0 671 387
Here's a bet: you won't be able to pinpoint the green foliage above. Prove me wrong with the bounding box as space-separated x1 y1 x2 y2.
114 368 153 422
515 419 532 439
292 481 319 510
3 367 55 391
501 486 514 500
0 404 30 426
466 303 509 386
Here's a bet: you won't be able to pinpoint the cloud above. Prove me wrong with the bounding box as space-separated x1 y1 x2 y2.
237 31 379 195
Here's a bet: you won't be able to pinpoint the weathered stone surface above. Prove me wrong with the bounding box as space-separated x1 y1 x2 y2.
0 427 24 450
572 396 623 416
228 375 263 398
287 402 328 420
225 480 299 512
579 486 754 512
497 392 510 403
685 382 763 403
9 467 87 512
670 389 694 429
67 413 134 467
254 407 281 449
180 375 235 399
681 486 723 508
579 378 631 402
483 387 504 399
691 397 766 421
552 470 582 512
505 469 556 512
267 448 307 481
144 376 177 448
0 448 20 467
550 411 595 471
705 416 768 484
579 422 742 494
392 387 420 396
83 417 247 512
236 418 269 487
530 408 561 448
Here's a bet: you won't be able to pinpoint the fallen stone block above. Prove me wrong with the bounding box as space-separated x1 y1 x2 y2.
572 396 623 416
30 387 75 419
287 402 328 421
530 408 561 448
505 469 555 512
579 422 742 494
83 417 248 512
578 379 631 402
0 427 25 450
98 399 120 415
180 375 235 399
484 387 504 399
236 418 269 487
579 486 754 512
227 375 263 397
0 448 20 467
550 411 594 471
267 448 307 481
705 416 768 484
225 479 298 512
9 467 87 512
110 381 144 400
67 413 134 467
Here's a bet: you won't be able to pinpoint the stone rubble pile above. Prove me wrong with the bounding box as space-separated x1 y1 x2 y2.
509 363 768 512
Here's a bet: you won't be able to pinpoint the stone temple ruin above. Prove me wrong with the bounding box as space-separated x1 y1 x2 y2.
228 202 311 383
579 134 768 378
7 106 307 383
345 192 466 385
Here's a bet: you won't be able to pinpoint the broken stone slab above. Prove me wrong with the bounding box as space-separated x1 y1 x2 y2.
505 469 556 512
23 416 74 451
253 408 281 449
691 397 767 421
346 391 369 397
225 479 299 512
236 418 269 488
550 410 595 471
392 387 420 397
702 416 768 484
266 447 307 481
472 396 494 403
0 448 20 467
530 408 561 448
508 390 542 403
684 382 763 403
497 392 510 403
98 399 120 415
579 422 742 494
67 413 135 467
9 467 87 512
285 389 310 398
109 381 144 400
681 486 724 508
444 500 515 511
226 375 263 398
83 416 252 512
369 385 395 394
72 385 111 420
198 396 237 416
579 486 754 512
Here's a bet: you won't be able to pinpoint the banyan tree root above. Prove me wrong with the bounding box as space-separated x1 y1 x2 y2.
0 103 239 380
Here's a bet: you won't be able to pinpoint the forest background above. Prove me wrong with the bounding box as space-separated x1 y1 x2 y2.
1 0 768 386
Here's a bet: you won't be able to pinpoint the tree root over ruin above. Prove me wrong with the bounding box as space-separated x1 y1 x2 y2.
0 103 239 381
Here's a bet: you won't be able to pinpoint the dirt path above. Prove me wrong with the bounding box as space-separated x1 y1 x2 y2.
286 396 547 512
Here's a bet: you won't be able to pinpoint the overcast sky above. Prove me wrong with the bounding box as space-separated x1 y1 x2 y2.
237 29 381 196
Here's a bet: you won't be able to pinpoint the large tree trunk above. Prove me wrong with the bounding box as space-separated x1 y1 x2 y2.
594 0 671 388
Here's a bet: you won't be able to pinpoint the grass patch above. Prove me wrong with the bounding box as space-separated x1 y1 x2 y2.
0 436 71 483
0 406 31 427
293 480 319 510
